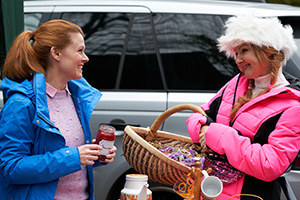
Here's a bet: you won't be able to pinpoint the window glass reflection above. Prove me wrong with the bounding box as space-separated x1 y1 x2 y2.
61 13 130 89
120 14 163 90
24 13 43 31
154 14 239 91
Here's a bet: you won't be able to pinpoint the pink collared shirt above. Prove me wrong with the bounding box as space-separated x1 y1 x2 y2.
46 83 89 200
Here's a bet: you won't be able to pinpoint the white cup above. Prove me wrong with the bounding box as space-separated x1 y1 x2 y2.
201 170 223 200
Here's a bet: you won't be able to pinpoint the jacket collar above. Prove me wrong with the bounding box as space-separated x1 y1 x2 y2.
1 76 35 100
231 72 300 122
32 73 50 119
1 72 102 123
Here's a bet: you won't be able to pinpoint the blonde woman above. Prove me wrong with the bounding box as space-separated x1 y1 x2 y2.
187 16 300 200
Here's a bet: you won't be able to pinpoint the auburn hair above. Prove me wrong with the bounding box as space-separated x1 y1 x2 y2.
229 44 285 121
2 20 84 81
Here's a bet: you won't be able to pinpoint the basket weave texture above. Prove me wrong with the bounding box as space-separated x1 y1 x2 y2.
122 104 206 186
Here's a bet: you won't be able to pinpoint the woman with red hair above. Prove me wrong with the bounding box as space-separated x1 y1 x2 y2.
0 19 117 200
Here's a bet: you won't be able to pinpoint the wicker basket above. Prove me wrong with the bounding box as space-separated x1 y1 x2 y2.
122 104 206 186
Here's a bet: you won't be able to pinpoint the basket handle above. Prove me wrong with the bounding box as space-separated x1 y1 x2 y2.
146 104 206 139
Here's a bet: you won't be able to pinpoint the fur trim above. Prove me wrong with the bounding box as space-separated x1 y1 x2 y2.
217 16 297 65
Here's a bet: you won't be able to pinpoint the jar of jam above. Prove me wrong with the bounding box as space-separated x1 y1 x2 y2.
96 124 116 162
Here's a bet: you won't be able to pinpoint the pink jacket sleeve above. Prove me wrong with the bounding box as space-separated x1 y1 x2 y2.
205 106 300 182
186 113 203 143
186 84 228 143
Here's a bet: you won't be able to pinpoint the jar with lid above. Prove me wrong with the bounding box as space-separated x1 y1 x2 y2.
120 174 152 200
95 124 115 162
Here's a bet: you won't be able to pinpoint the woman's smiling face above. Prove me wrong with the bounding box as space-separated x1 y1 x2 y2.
234 43 270 79
57 32 89 81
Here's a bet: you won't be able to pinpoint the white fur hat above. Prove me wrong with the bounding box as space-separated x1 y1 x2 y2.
217 16 297 65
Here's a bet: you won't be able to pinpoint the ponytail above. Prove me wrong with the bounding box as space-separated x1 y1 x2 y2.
2 31 43 80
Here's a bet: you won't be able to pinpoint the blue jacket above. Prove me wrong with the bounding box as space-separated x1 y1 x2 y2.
0 73 103 200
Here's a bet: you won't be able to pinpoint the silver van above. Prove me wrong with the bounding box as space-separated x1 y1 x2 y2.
21 0 300 199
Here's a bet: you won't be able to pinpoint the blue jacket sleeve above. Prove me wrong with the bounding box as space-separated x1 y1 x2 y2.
0 96 81 184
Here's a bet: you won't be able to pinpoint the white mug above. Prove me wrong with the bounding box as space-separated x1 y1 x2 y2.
201 170 223 200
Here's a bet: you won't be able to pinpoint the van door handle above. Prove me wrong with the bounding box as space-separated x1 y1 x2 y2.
115 130 124 136
110 123 140 136
104 120 140 137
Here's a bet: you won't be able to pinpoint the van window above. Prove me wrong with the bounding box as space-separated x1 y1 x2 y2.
60 12 239 91
120 13 164 90
61 12 130 90
278 16 300 78
24 13 52 30
61 12 164 91
154 14 239 91
280 17 300 38
60 12 164 90
24 13 42 31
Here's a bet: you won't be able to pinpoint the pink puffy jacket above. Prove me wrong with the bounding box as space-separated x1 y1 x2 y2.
187 73 300 200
